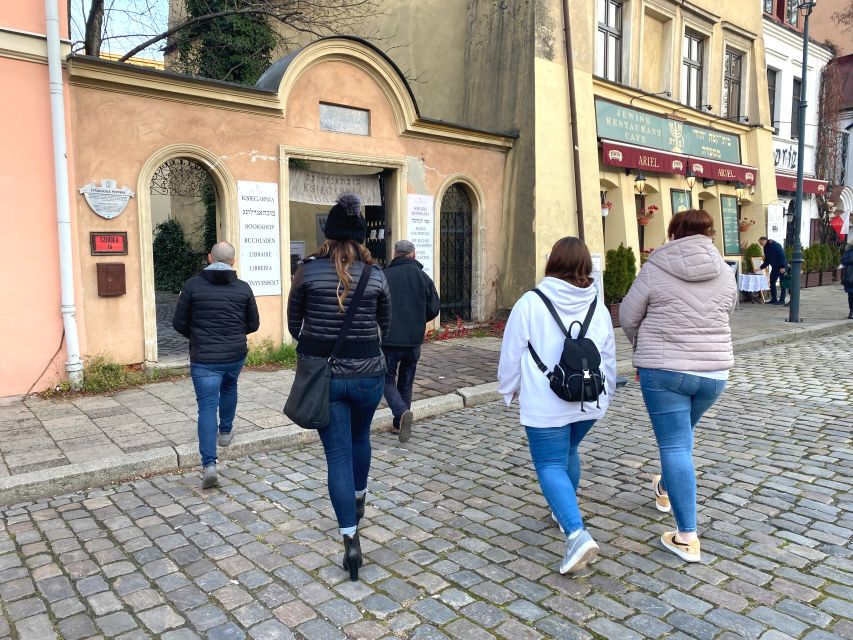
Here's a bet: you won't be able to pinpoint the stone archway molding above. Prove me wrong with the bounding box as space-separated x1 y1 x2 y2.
137 144 238 364
435 174 487 323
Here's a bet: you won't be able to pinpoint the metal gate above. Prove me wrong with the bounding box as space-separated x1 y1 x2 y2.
439 184 473 322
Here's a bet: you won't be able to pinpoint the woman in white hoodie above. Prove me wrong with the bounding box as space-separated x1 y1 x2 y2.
498 237 617 574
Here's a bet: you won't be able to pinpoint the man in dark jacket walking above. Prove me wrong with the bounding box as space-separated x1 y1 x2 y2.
759 236 788 305
172 241 259 488
383 240 440 443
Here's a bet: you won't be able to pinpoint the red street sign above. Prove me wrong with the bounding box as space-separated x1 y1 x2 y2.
90 232 128 255
830 215 845 240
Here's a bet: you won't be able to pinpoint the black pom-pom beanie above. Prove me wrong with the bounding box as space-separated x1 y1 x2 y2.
324 193 366 243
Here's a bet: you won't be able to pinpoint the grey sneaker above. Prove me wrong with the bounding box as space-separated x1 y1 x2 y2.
398 410 414 443
218 431 233 447
559 529 599 574
202 464 219 489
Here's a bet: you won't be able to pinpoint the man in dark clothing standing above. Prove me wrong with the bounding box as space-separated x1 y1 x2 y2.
759 236 788 305
172 241 259 488
383 240 440 443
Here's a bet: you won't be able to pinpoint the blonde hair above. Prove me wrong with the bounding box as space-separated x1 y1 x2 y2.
315 240 375 311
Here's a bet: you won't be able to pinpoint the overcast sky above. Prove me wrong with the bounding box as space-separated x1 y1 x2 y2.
70 0 169 59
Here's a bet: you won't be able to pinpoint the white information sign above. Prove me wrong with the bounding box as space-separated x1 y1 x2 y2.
407 194 435 280
238 181 281 296
79 179 134 219
766 203 786 246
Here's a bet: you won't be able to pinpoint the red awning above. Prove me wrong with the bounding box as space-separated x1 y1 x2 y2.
601 141 688 175
688 158 757 186
601 141 757 185
775 174 828 195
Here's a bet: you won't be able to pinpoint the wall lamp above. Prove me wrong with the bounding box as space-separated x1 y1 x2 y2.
634 171 647 195
799 0 817 17
629 90 672 106
670 104 713 117
722 114 750 123
685 167 696 190
735 181 746 202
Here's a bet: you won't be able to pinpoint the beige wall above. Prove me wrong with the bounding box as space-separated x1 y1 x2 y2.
67 42 510 367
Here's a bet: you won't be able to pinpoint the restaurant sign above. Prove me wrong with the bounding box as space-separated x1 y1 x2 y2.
595 99 741 164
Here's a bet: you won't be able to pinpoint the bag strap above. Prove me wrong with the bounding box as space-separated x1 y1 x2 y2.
578 297 597 339
531 289 568 336
329 264 373 363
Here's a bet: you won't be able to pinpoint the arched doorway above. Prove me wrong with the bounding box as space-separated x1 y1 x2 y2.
439 183 473 322
149 157 220 363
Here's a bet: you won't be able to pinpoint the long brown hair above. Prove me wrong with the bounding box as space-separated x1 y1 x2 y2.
315 240 375 311
545 237 593 288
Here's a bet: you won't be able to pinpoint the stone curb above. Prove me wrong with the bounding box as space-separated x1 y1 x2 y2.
0 447 178 506
2 319 850 505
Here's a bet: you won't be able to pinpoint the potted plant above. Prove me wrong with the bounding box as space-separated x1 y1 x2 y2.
818 244 834 285
738 218 756 233
804 247 821 288
742 242 762 274
637 204 659 226
603 243 637 327
601 200 614 217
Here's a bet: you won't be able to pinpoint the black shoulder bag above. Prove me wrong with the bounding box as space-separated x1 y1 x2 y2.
284 264 373 429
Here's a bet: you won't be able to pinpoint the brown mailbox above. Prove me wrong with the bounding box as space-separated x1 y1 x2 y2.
96 263 126 297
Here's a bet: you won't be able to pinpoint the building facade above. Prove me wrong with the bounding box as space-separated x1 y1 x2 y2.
763 1 833 248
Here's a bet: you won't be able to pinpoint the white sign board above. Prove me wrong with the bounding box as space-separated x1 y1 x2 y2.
407 194 435 280
238 181 281 296
79 179 134 219
289 168 381 206
766 203 786 246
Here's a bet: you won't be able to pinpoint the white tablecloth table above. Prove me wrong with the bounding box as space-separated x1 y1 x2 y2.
738 273 768 292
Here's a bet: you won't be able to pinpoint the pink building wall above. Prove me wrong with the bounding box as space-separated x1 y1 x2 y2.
0 3 82 398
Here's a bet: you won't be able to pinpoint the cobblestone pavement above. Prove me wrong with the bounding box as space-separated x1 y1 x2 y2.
0 332 850 639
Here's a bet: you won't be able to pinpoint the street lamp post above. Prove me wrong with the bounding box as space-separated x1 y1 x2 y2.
788 0 817 324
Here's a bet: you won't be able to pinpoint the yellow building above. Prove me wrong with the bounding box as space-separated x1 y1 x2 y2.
301 0 777 305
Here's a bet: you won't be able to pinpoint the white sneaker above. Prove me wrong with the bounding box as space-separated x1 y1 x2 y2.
559 529 599 574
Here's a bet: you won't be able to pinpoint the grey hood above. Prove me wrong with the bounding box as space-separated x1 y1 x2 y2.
647 235 724 283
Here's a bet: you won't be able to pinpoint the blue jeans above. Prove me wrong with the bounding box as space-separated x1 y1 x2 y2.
525 420 596 535
382 346 420 426
190 359 245 467
319 375 384 531
638 368 726 533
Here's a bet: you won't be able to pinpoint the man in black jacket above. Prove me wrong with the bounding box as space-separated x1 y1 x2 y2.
383 240 440 443
172 241 259 488
759 236 788 305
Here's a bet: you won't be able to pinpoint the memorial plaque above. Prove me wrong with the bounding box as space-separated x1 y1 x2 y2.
79 180 135 219
319 103 370 136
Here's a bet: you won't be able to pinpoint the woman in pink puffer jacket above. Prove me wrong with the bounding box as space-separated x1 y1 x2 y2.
619 209 738 564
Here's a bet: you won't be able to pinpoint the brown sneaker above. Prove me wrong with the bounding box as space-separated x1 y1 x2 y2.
653 475 671 513
661 531 700 562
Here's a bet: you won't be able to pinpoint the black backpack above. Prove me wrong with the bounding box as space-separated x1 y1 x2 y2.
526 289 606 412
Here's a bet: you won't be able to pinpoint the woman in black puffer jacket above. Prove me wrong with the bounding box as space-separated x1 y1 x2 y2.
287 193 390 581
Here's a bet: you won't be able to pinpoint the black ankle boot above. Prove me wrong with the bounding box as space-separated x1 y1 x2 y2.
342 533 362 581
355 494 366 523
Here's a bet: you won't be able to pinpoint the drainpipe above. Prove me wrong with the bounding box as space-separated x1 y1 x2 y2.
45 0 84 387
561 0 585 240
